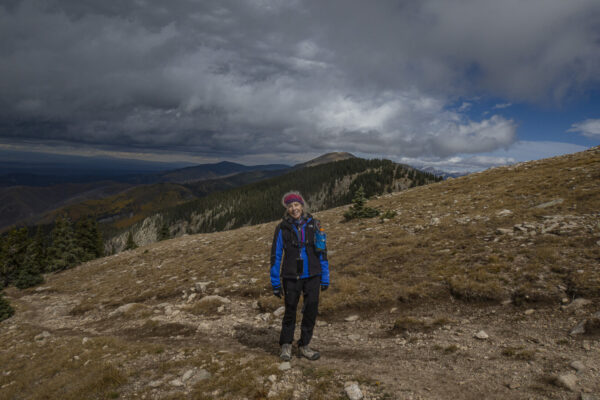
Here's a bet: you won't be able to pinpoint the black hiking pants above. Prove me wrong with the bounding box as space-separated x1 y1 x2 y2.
279 275 320 346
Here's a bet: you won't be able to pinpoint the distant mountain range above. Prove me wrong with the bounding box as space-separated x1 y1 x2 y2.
0 152 354 232
0 150 194 186
0 160 288 187
418 166 468 179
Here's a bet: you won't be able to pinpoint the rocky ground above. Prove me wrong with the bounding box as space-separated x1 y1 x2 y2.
1 146 599 399
1 279 599 399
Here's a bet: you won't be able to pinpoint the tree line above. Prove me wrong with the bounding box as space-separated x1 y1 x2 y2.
0 216 104 322
149 158 442 236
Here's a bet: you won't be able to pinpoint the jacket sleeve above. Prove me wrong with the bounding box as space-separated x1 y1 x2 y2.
319 251 329 286
270 225 284 289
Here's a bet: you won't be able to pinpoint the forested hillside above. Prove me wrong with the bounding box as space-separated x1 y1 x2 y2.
107 158 441 252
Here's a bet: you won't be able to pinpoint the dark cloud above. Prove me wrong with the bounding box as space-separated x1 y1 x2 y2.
0 0 598 160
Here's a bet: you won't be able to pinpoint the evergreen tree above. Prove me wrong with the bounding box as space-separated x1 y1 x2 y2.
0 290 14 322
1 227 30 287
157 222 170 241
47 216 83 272
124 231 138 250
343 185 380 221
76 217 104 261
15 249 45 289
15 227 45 289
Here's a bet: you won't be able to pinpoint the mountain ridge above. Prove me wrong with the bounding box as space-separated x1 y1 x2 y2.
0 160 289 231
106 156 440 252
293 152 357 169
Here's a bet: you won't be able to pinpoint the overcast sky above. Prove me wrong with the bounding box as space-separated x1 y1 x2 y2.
1 0 599 171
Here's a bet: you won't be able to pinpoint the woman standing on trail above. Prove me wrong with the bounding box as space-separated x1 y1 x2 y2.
270 191 330 361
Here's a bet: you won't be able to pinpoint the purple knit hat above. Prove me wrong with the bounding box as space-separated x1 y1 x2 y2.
282 192 304 206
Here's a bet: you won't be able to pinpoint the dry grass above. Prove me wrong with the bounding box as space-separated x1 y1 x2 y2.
187 352 343 400
122 320 197 338
2 146 599 399
500 346 536 361
19 148 600 316
184 298 223 316
391 316 451 333
0 330 131 400
188 353 276 399
257 295 282 313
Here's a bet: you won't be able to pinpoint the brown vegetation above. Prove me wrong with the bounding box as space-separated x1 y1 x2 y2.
1 146 599 398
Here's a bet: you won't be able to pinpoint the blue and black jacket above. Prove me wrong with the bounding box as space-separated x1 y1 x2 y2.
270 213 330 291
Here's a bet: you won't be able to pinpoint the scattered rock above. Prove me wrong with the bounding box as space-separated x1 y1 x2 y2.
524 309 535 315
82 337 90 345
194 281 213 293
513 224 528 232
496 228 513 235
536 198 564 209
541 223 560 234
569 361 586 373
565 298 592 310
188 369 211 384
316 320 327 327
34 331 51 341
345 315 359 322
278 362 291 371
348 334 361 341
182 369 194 382
497 209 513 217
149 380 162 388
273 306 285 317
582 341 591 351
507 382 520 389
570 312 600 336
256 313 271 321
169 378 184 387
108 303 141 317
580 393 598 400
268 375 277 383
198 295 231 305
344 381 363 400
554 373 577 392
474 330 489 340
570 320 587 336
187 293 197 303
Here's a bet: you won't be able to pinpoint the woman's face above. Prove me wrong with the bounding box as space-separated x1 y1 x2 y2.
286 201 303 219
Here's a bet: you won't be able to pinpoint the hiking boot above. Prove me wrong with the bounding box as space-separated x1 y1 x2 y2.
298 345 320 360
280 343 292 361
